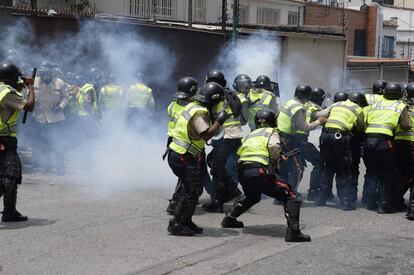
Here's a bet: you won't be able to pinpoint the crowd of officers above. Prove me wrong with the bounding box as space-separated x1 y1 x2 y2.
165 70 414 241
0 52 155 222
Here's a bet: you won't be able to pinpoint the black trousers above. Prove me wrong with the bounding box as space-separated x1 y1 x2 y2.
279 136 303 191
168 151 203 223
395 140 414 200
210 138 241 202
363 137 398 210
319 132 355 203
239 167 297 205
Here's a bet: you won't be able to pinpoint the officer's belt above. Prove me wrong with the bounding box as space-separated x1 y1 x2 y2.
324 128 351 135
237 161 266 171
0 136 17 150
279 132 295 141
366 133 393 140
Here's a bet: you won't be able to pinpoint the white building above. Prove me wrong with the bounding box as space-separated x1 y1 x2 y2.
90 0 305 26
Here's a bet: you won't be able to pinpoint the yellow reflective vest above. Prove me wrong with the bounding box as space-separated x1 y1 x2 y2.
78 83 99 117
237 127 275 166
366 99 407 137
247 89 275 128
169 102 209 156
0 83 21 137
365 94 383 105
325 100 363 132
277 98 304 135
127 83 153 109
167 99 188 137
395 107 414 141
100 85 124 109
297 102 320 135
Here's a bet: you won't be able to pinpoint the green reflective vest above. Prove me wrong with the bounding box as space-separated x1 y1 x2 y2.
237 127 275 166
169 102 209 156
166 100 188 137
395 107 414 141
366 99 407 136
277 98 304 135
247 89 275 128
365 94 383 105
297 102 320 135
325 100 363 132
78 83 99 117
128 83 152 108
0 83 21 137
100 85 124 109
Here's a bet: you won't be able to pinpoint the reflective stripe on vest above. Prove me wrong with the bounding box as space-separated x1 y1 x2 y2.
277 98 304 135
237 127 274 166
169 102 208 156
214 100 241 128
247 89 274 128
366 99 407 136
78 83 98 116
0 83 21 137
395 109 414 141
166 100 188 137
325 100 362 132
128 84 152 108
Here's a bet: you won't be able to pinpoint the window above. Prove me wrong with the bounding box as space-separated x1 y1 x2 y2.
238 5 249 25
288 11 298 26
129 0 176 18
193 0 206 22
382 36 395 58
354 29 367 56
256 7 280 26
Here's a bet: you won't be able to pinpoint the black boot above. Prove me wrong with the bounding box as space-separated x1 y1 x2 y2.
167 180 183 214
221 196 254 228
202 198 224 213
284 200 311 242
185 220 203 234
314 196 326 207
406 187 414 221
167 219 194 236
2 184 27 222
167 198 195 236
166 198 179 215
306 189 320 202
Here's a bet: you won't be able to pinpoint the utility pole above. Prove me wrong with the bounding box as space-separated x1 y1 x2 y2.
188 0 193 28
232 0 239 44
222 0 227 32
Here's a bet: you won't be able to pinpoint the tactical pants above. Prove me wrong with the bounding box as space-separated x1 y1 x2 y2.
211 138 241 203
319 132 354 203
295 135 322 194
395 140 414 204
279 136 303 191
0 137 22 214
363 137 398 211
350 134 363 201
168 151 203 225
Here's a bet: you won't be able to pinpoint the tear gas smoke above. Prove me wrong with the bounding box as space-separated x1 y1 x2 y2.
1 19 176 192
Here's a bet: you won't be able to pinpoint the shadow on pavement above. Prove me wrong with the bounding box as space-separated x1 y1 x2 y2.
0 218 58 230
242 224 286 238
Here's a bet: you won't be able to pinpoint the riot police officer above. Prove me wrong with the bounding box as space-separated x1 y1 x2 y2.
315 92 365 210
365 80 386 105
0 61 35 222
277 85 326 194
167 82 228 236
247 75 278 130
364 83 412 213
221 110 311 242
395 83 414 220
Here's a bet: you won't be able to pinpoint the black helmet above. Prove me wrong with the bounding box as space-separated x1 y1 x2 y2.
349 92 368 107
383 82 403 100
405 82 414 99
38 65 53 84
310 88 326 106
176 77 199 99
88 67 104 83
206 69 226 87
233 74 252 93
72 75 85 87
0 61 22 86
294 84 312 100
254 109 277 129
270 81 280 97
193 82 225 107
255 75 272 91
372 80 387 95
334 92 348 102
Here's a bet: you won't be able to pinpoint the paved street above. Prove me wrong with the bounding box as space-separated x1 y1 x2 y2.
0 164 413 275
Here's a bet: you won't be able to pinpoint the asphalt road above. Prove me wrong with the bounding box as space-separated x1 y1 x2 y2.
0 166 413 275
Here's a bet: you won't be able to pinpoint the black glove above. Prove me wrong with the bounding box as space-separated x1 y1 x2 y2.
215 110 229 125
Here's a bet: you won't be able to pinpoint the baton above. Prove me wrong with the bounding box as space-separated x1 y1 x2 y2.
22 67 37 124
